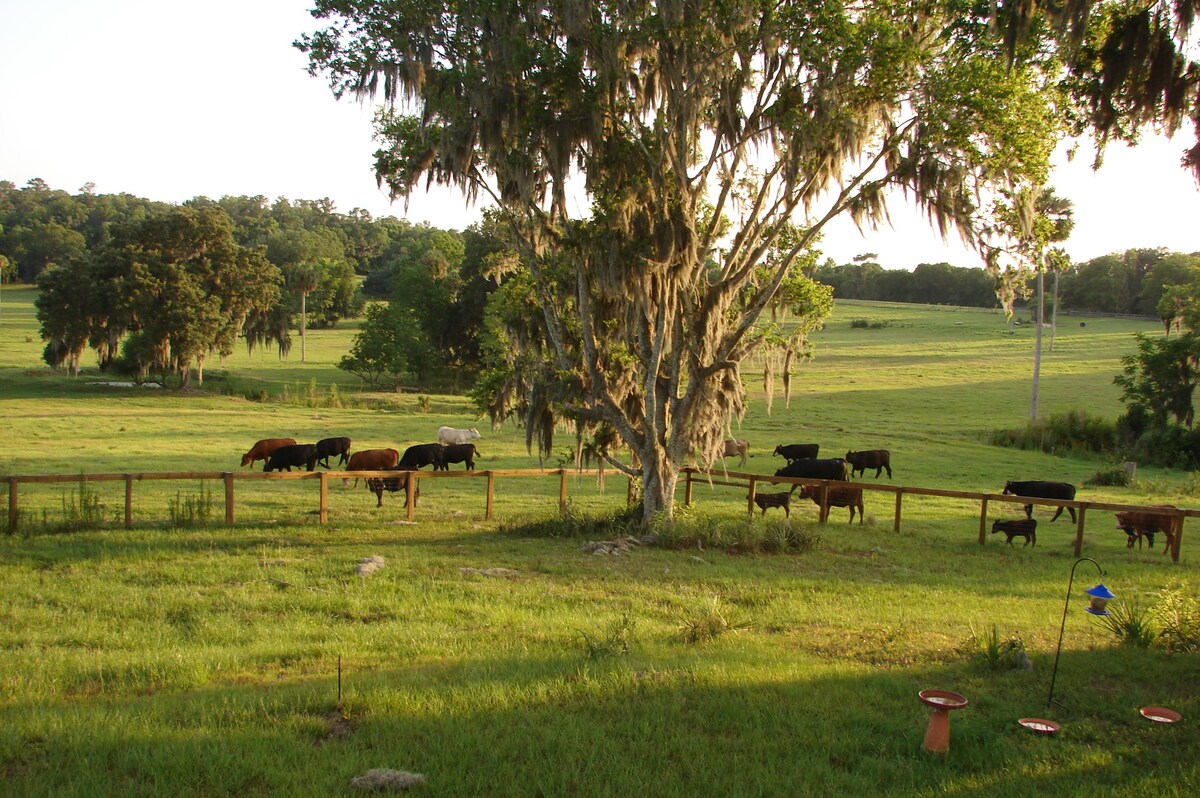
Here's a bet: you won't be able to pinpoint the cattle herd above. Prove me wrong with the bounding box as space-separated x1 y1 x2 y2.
238 430 1177 553
241 426 483 507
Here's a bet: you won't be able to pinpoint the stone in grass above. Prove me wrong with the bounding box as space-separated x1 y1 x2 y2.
356 555 386 577
350 768 426 791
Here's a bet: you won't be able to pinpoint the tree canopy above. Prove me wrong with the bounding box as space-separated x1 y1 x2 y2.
301 0 1079 520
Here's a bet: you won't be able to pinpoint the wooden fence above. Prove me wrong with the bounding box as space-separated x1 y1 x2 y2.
4 467 1193 561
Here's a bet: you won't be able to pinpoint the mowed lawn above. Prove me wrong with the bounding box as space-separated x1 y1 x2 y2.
1 284 1198 797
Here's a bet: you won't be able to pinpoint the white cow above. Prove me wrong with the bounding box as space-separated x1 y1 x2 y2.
437 426 482 446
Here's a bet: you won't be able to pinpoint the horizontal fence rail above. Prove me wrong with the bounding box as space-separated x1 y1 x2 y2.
4 468 1193 561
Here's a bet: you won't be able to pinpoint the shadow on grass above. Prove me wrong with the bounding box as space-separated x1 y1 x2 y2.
0 648 1196 797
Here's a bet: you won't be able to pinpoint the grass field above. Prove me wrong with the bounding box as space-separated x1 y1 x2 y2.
1 284 1198 797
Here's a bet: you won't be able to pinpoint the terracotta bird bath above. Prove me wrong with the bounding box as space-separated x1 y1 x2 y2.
918 689 968 753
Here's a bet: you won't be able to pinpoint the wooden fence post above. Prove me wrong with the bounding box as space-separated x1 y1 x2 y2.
486 471 494 520
746 477 757 516
406 472 416 521
1073 504 1087 557
1173 515 1184 563
7 478 17 533
685 469 693 507
125 474 133 529
319 472 328 525
224 472 235 525
559 469 568 513
978 497 989 546
894 490 903 533
819 482 829 524
626 477 634 508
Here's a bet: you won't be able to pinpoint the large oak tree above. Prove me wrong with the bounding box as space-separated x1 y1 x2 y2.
301 1 1075 520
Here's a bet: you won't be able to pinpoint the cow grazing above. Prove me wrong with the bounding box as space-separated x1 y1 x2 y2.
437 426 482 446
774 457 850 483
1115 508 1180 553
365 467 421 508
399 442 447 471
752 491 792 517
315 436 352 468
1003 480 1077 522
723 439 749 466
344 448 400 487
991 518 1037 547
263 443 319 473
442 443 480 470
796 484 864 524
240 437 296 468
845 449 892 479
773 443 819 463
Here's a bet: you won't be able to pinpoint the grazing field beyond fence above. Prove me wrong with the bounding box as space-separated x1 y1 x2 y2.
6 467 1193 561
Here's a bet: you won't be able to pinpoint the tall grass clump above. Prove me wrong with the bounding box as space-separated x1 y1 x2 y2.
676 596 751 644
500 501 643 540
578 615 635 660
55 475 105 532
1154 582 1200 653
167 482 215 528
989 409 1116 457
966 625 1031 671
655 513 819 554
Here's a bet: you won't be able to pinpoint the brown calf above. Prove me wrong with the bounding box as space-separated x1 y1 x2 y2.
752 491 791 517
991 518 1037 547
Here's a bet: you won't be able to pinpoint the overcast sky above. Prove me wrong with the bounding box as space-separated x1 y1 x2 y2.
2 0 1197 271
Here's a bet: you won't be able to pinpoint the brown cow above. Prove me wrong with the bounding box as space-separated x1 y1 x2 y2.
797 484 864 524
991 518 1037 547
241 438 296 468
366 467 421 508
846 449 892 479
344 448 401 487
1115 508 1180 553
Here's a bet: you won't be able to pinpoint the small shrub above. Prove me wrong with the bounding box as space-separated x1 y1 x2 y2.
677 596 751 644
655 514 819 554
989 409 1116 457
327 383 341 408
849 318 890 329
416 395 432 413
967 625 1031 671
579 615 635 660
1097 596 1158 648
1085 465 1132 487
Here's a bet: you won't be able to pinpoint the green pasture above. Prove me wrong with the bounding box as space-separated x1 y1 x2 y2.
1 284 1198 796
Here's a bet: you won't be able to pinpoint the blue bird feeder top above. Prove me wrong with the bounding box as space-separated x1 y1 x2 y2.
1084 583 1115 615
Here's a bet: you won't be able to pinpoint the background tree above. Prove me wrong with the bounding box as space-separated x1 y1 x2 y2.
286 263 321 363
302 0 1065 520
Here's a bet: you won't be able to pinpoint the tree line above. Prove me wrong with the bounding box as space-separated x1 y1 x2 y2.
813 248 1200 318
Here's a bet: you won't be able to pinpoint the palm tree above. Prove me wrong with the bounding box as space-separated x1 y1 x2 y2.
1028 188 1075 421
288 264 321 362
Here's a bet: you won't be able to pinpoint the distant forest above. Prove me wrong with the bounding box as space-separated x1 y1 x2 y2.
3 178 1198 386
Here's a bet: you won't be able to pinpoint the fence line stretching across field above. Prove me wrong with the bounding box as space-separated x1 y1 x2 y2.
3 468 1192 561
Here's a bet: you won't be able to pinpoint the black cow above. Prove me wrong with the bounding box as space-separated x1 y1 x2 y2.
315 436 352 468
773 443 819 462
365 467 421 508
774 457 850 483
846 449 892 479
263 443 319 472
1003 480 1077 522
443 443 480 470
398 442 447 471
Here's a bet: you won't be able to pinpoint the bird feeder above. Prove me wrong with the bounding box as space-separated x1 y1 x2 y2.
1084 583 1115 616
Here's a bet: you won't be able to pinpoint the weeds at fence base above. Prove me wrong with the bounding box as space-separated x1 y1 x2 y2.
168 482 214 528
50 476 105 533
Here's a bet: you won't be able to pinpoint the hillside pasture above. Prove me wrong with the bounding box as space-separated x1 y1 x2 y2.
1 285 1198 796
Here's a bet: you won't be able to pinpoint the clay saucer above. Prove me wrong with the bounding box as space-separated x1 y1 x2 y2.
1140 706 1182 723
1018 718 1060 735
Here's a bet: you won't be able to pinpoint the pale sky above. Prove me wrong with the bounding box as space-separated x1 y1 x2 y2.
2 0 1197 271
